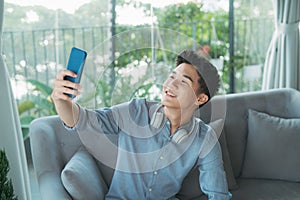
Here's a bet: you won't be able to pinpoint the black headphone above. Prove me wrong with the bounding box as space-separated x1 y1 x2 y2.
150 104 196 144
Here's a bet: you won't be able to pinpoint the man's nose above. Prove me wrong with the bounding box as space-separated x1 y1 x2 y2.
169 78 180 87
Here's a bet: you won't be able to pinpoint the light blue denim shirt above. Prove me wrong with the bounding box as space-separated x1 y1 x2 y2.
69 98 231 200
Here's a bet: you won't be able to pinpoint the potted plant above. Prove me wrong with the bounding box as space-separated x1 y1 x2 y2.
0 149 18 200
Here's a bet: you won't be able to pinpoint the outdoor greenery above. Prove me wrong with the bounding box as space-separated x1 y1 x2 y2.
0 150 18 200
155 2 229 47
3 0 109 30
17 79 56 139
3 0 274 138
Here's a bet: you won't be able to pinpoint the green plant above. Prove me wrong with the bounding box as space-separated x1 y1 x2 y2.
209 41 229 59
0 149 18 200
130 83 161 101
18 79 56 139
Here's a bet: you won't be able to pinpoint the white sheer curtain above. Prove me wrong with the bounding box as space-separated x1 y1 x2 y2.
0 0 31 199
262 0 300 90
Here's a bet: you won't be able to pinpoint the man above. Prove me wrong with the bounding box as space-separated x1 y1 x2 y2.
51 49 231 199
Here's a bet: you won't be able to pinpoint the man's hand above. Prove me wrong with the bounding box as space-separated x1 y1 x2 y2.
51 70 81 128
51 69 81 102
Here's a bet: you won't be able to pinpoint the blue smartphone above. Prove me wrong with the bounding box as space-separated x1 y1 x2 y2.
64 47 87 98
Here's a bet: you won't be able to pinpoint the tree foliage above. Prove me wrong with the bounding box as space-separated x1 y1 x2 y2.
161 4 228 59
3 0 109 30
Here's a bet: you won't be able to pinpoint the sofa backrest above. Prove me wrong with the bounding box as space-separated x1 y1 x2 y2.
199 88 300 177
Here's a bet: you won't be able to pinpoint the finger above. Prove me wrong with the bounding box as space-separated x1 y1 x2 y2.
59 86 81 96
54 78 81 90
63 81 82 91
51 90 73 101
56 70 77 80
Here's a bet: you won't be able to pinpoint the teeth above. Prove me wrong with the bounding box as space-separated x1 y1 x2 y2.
166 89 175 97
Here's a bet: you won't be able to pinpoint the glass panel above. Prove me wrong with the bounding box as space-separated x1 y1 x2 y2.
3 1 110 198
2 0 275 198
233 0 274 92
3 0 275 126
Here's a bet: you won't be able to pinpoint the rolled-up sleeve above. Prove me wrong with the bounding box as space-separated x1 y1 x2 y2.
198 141 232 200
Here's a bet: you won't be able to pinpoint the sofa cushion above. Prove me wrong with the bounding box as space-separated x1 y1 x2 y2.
242 109 300 182
61 147 108 199
176 167 203 199
209 119 238 190
231 178 300 200
219 129 238 190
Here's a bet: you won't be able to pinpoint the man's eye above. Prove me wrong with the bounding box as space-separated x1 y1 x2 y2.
182 79 190 85
170 75 174 79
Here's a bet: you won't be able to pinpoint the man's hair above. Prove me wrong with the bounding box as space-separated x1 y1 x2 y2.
175 49 220 102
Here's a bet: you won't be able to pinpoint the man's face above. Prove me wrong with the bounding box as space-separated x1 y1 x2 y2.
161 63 204 110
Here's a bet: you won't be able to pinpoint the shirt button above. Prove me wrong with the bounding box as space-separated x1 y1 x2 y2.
160 156 164 160
154 171 158 175
149 188 152 192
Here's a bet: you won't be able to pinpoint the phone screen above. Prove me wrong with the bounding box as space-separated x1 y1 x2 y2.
64 47 87 98
64 47 87 83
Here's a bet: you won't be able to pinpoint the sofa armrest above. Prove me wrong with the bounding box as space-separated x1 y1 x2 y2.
30 115 83 199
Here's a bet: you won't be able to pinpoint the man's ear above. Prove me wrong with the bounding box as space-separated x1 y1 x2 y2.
195 93 208 106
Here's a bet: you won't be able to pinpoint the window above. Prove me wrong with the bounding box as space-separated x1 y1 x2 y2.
3 0 274 135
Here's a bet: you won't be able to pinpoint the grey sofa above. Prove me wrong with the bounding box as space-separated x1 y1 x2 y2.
30 88 300 199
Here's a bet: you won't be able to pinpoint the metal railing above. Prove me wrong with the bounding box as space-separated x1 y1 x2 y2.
2 18 274 105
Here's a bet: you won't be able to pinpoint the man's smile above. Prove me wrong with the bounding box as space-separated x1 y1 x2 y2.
164 88 177 97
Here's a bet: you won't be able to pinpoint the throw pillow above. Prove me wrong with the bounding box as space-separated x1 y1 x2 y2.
61 147 108 199
242 109 300 182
